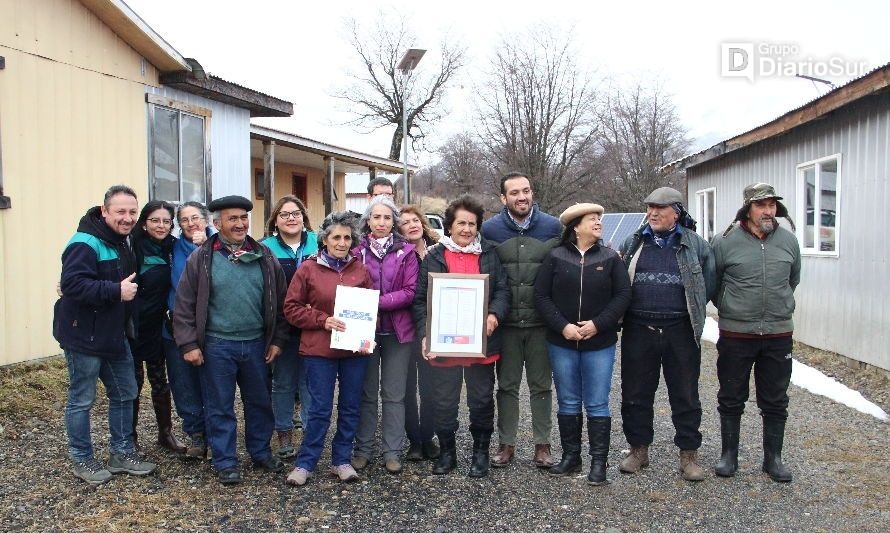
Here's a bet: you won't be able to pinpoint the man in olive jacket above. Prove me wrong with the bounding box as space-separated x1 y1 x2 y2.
481 172 561 468
711 183 801 483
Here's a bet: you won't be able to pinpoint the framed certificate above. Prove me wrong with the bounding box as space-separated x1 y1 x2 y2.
425 273 489 358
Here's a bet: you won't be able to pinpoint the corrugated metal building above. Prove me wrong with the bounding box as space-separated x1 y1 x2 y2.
670 64 890 373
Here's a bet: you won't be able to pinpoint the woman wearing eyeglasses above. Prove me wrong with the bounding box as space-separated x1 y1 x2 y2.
261 196 318 459
163 201 215 459
129 201 188 455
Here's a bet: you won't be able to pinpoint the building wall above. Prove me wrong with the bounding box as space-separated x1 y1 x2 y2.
0 0 160 365
249 158 345 238
145 86 251 201
687 92 890 371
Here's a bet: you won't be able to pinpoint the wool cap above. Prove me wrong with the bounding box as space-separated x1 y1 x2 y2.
208 195 253 212
559 203 605 225
643 187 684 207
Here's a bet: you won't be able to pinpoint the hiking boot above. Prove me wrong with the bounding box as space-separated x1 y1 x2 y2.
253 455 286 473
350 455 369 471
276 430 296 459
533 444 556 468
679 450 705 481
286 466 311 486
385 457 403 474
330 464 360 482
405 441 424 461
619 445 649 474
72 458 112 485
107 451 157 476
218 467 242 485
490 444 514 468
549 414 582 477
185 432 207 460
715 416 741 477
422 439 441 460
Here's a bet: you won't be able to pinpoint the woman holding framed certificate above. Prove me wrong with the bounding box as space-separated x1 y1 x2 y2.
534 203 631 485
282 211 372 486
412 195 511 478
352 196 420 475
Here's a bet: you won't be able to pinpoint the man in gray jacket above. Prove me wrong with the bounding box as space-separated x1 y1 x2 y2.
618 187 716 482
711 183 801 482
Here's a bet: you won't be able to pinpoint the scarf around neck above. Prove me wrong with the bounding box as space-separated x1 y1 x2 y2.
439 234 483 254
367 233 394 260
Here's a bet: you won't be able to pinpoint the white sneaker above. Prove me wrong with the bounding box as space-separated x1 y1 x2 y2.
330 463 359 482
286 466 311 486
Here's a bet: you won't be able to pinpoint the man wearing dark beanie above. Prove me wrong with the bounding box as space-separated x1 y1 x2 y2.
173 195 290 485
617 187 716 481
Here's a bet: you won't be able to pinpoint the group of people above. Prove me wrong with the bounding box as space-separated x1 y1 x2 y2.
54 173 800 488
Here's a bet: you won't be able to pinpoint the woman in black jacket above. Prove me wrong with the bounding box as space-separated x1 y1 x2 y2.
412 195 510 479
534 203 631 485
129 200 187 454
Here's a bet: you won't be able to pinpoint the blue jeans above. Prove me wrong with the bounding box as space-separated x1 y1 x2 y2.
64 349 138 461
295 355 369 471
271 333 309 432
199 336 274 471
547 342 617 417
163 336 205 435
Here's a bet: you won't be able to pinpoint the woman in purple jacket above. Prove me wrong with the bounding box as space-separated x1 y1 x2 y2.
351 195 420 474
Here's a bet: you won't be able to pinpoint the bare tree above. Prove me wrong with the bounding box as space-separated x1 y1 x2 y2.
595 82 692 212
438 133 494 196
336 13 466 160
475 29 599 213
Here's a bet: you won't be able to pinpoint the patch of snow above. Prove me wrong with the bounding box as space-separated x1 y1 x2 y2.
701 318 888 422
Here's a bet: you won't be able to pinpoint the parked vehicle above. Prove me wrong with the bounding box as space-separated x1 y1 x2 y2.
425 213 445 239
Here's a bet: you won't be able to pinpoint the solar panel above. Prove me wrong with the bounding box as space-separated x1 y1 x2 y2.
601 213 646 249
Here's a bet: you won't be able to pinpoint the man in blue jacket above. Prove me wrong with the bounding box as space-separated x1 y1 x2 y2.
482 172 562 468
54 185 158 484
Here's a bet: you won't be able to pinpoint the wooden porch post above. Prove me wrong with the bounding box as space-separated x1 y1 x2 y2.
323 156 336 216
263 141 275 236
368 167 377 182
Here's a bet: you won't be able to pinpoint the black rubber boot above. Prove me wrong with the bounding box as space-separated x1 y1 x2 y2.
468 427 492 478
432 433 457 475
132 396 142 453
549 414 582 477
587 416 611 485
762 418 792 483
715 415 741 477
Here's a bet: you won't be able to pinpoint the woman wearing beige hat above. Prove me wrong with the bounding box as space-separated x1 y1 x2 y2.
534 203 632 485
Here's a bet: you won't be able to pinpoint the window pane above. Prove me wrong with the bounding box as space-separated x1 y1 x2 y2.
152 108 179 202
181 114 206 203
803 166 816 248
819 160 837 251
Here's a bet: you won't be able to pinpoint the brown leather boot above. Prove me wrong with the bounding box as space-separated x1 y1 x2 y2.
490 444 514 468
153 392 187 454
619 445 649 473
533 444 556 468
679 449 705 481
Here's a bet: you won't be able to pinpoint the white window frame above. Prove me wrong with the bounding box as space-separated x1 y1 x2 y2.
796 153 841 257
146 94 212 204
695 187 717 241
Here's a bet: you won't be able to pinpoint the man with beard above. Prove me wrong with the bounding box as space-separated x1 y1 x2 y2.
482 172 561 468
711 183 801 482
54 185 158 484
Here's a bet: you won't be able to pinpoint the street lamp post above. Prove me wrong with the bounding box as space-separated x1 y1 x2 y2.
397 48 425 204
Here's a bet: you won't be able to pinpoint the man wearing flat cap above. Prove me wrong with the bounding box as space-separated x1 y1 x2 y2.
711 183 800 482
174 195 289 484
482 172 562 468
617 186 716 481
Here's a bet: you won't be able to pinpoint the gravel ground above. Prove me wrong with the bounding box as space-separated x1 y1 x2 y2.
1 340 888 532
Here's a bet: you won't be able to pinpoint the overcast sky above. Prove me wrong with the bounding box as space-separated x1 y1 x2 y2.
127 0 889 167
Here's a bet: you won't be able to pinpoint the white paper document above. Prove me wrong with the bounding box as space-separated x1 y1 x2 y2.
330 285 380 352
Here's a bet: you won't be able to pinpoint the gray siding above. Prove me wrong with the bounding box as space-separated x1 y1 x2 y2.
144 85 251 200
687 92 890 371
